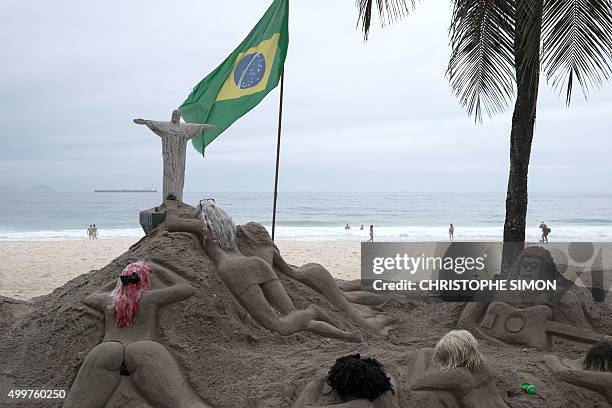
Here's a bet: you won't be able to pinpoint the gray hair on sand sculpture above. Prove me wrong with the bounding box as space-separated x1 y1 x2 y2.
196 200 238 251
433 330 484 372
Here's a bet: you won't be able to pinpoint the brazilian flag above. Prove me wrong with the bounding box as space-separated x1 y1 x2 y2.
179 0 289 154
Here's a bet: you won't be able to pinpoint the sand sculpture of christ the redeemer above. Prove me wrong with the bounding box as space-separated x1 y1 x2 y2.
134 110 214 201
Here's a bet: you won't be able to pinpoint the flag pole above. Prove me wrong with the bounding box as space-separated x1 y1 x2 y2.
271 72 284 241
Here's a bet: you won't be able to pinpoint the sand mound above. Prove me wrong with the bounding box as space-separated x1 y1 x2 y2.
1 225 611 408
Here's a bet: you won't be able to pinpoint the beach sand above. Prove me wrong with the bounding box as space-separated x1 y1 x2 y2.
2 226 611 408
2 239 610 300
0 240 361 299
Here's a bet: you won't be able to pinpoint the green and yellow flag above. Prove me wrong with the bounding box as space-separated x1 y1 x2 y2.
179 0 289 154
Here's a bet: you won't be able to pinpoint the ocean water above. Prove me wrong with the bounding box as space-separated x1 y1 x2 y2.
0 192 610 242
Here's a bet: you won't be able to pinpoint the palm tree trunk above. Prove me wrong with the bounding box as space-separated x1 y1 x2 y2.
501 2 542 274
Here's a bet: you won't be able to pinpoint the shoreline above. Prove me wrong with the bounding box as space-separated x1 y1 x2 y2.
2 224 611 243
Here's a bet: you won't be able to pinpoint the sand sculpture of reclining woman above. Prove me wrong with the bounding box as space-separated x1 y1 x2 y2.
164 199 362 343
236 222 395 336
458 246 606 349
64 261 212 408
404 330 508 408
293 354 399 408
543 341 612 405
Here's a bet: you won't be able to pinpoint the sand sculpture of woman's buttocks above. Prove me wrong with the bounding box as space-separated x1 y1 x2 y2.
63 261 213 408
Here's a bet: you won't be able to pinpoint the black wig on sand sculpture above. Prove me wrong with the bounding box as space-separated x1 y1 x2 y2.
293 354 399 408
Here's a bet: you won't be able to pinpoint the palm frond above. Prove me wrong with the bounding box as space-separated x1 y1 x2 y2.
515 0 543 93
447 0 516 122
542 0 612 104
355 0 416 40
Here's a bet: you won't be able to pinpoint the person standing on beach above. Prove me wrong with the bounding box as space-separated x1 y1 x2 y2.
449 224 454 240
360 224 364 230
92 224 98 239
539 221 550 243
368 225 374 242
345 224 351 230
87 225 93 239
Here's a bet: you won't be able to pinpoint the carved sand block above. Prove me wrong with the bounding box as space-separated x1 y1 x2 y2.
134 110 214 202
293 354 399 408
404 330 509 408
543 342 612 405
64 262 213 408
164 200 363 343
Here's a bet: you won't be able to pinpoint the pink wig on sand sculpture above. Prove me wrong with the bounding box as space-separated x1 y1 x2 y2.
112 262 151 328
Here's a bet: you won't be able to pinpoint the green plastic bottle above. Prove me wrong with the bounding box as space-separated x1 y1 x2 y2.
521 382 537 395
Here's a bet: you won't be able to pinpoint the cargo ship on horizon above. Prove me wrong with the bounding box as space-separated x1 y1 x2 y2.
94 188 157 193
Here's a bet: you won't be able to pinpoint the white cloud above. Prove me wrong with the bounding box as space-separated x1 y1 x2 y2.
0 0 610 193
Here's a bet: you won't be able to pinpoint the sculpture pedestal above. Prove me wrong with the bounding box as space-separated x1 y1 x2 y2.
139 207 166 235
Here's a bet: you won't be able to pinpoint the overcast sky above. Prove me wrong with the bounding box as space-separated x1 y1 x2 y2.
0 0 610 193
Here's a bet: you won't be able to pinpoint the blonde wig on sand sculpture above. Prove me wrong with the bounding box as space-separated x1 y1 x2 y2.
196 200 238 251
433 330 484 372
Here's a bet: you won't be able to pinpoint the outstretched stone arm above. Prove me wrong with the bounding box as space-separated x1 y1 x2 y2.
133 119 177 138
83 279 119 312
182 124 215 141
133 118 163 137
146 261 196 306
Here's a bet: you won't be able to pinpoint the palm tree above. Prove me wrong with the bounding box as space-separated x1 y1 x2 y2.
356 0 611 269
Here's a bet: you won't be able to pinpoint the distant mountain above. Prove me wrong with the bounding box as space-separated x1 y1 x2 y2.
27 185 56 192
0 186 18 192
